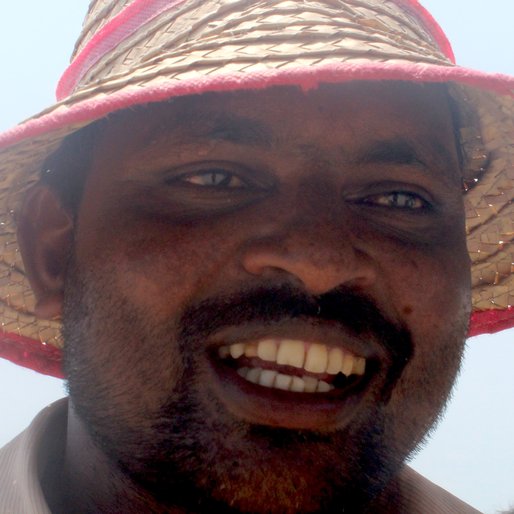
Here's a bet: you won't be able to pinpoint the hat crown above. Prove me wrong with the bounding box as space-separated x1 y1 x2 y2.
73 0 133 58
58 0 453 101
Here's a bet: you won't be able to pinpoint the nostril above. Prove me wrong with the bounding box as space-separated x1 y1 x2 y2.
241 250 308 289
240 239 376 296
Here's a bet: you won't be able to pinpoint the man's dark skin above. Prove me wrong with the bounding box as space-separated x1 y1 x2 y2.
18 81 472 513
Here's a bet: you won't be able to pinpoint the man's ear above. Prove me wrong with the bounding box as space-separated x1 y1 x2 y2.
17 185 73 320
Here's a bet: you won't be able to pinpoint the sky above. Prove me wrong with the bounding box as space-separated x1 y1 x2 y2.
0 1 513 513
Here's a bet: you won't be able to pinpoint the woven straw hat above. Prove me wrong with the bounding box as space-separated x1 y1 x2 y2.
0 0 513 378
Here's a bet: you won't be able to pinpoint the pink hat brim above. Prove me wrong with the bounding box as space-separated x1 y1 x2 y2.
0 60 513 379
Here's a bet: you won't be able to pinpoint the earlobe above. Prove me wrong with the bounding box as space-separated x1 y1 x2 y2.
17 185 73 320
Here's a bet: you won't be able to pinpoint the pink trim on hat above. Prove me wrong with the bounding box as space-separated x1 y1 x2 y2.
57 0 187 100
0 332 64 378
469 308 514 337
2 61 513 152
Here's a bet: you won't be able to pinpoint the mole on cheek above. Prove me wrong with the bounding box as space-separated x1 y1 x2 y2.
402 305 413 316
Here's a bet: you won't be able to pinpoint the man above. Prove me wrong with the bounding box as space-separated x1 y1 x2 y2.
0 1 512 512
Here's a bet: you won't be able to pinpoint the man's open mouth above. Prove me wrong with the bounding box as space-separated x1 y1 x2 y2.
206 327 377 429
217 339 366 393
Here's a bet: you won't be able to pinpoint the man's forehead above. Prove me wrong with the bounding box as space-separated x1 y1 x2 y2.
109 81 454 140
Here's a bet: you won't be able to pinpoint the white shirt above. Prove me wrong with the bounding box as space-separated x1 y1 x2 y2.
0 399 66 514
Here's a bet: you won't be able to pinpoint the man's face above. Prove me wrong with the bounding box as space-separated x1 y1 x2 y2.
63 82 471 512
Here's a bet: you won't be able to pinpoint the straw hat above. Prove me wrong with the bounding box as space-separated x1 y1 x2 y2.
0 0 512 378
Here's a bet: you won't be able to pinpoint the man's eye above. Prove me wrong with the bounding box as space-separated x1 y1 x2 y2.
181 170 246 188
363 192 428 210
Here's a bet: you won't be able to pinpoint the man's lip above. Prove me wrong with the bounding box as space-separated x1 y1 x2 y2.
205 321 384 430
207 319 385 361
207 356 375 430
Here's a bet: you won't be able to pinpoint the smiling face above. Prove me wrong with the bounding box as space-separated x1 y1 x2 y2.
61 82 471 512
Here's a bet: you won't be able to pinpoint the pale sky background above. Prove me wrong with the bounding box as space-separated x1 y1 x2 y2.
0 2 513 513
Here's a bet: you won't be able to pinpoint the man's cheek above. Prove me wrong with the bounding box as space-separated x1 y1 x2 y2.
73 283 184 416
78 229 209 315
383 239 469 311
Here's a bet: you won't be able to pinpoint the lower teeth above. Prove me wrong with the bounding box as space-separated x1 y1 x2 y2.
237 367 334 393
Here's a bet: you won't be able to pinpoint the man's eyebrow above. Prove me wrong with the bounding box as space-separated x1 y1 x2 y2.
204 114 275 148
355 138 429 169
153 111 276 149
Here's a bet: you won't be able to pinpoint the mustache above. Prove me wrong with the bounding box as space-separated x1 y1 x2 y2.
178 284 413 378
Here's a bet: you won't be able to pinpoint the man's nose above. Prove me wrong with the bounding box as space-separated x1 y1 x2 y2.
240 217 377 296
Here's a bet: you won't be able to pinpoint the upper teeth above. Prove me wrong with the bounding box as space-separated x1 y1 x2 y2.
218 339 366 385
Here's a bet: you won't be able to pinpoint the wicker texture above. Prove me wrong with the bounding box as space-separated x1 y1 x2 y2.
72 0 134 58
78 0 447 91
71 0 448 98
0 0 512 362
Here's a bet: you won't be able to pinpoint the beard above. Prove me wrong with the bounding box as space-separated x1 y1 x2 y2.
62 254 465 513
